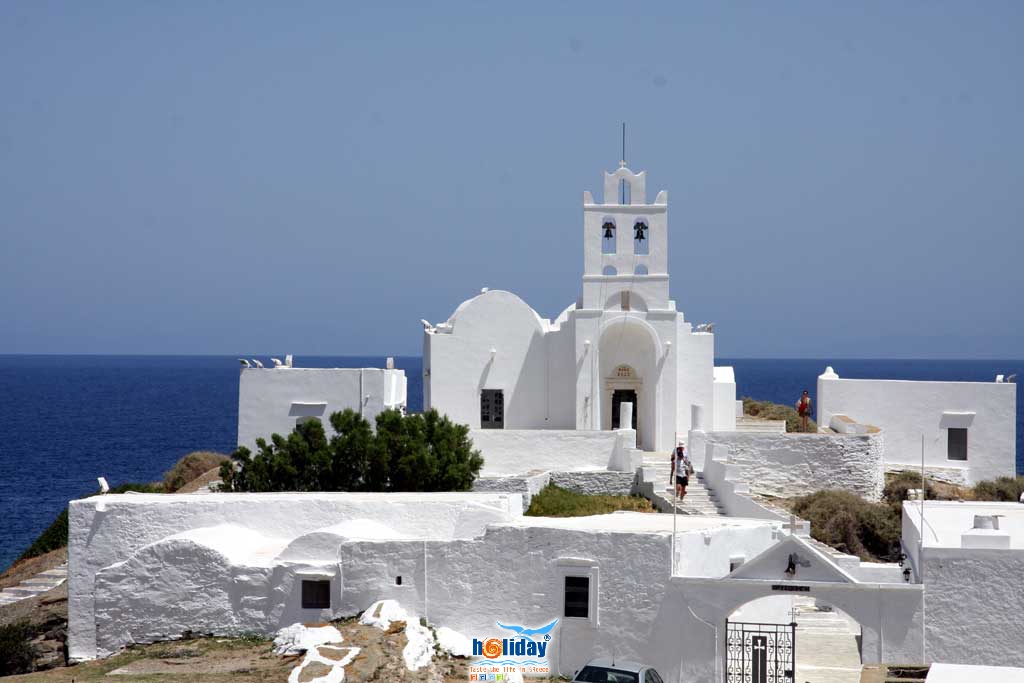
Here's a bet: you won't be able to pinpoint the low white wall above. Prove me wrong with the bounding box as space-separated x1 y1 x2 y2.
237 367 407 451
68 492 519 661
471 428 638 477
818 371 1016 483
705 430 885 501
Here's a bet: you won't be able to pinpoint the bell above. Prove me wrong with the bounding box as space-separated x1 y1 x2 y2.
602 222 615 240
634 222 647 241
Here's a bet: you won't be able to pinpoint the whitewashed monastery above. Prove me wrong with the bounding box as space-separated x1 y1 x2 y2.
67 163 1019 682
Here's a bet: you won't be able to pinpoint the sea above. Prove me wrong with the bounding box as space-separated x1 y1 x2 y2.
1 355 1021 571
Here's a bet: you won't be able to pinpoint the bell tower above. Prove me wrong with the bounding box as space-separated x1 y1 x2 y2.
580 166 670 311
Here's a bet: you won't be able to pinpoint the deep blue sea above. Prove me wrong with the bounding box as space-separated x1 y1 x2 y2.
1 355 1020 571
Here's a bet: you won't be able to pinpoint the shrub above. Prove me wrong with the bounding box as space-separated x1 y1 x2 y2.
882 470 936 505
0 620 37 676
220 408 483 493
163 451 230 492
971 476 1024 502
742 397 817 433
790 490 901 562
525 484 655 517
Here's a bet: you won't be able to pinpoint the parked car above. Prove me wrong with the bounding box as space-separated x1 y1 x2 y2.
572 657 665 683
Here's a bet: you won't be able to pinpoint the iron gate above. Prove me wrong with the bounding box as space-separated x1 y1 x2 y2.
725 621 795 683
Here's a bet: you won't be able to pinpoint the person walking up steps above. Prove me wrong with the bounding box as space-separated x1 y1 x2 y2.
670 444 693 500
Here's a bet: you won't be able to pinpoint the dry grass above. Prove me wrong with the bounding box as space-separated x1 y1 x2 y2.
163 452 230 492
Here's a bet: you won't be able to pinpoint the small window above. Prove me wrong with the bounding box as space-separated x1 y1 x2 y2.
621 291 631 311
948 428 968 461
481 389 504 429
602 265 617 276
634 264 648 275
601 221 616 254
729 556 745 573
301 580 331 609
395 576 402 586
564 576 589 618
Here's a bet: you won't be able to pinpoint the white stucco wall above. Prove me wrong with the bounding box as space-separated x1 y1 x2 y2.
68 492 521 661
237 367 407 451
705 431 886 500
470 428 639 477
338 514 779 682
818 370 1016 483
425 290 557 430
901 502 1024 667
713 366 737 432
676 327 715 438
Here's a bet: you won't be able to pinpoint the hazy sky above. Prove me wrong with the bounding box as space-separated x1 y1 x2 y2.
1 2 1021 358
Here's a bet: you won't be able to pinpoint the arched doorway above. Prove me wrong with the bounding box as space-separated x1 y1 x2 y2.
726 595 864 683
598 316 659 450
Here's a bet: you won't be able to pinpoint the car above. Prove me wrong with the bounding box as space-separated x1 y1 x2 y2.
571 657 665 683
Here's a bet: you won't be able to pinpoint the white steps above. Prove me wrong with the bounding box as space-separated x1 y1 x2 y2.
639 457 726 516
0 563 67 606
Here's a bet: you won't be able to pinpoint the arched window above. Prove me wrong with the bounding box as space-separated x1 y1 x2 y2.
601 220 616 254
633 220 649 255
634 264 648 275
602 265 617 276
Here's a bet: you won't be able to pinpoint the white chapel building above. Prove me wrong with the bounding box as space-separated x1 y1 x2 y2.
422 165 737 452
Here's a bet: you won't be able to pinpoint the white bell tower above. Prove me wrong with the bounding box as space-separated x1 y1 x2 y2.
580 166 670 312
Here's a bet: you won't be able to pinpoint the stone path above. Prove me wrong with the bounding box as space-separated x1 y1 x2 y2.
793 597 862 683
640 456 725 515
0 563 67 606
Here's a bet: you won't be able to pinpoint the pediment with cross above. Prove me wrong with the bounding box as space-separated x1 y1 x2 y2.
726 535 858 584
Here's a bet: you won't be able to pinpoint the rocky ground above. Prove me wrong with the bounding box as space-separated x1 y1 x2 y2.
0 549 69 673
2 614 481 682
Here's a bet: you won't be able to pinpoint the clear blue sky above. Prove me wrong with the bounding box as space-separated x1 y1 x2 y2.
1 2 1021 358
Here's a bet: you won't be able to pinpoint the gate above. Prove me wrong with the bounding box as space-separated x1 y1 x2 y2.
725 621 795 683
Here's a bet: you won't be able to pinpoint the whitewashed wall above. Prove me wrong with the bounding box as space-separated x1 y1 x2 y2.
425 290 557 430
705 431 886 500
676 327 715 438
818 370 1016 483
338 519 777 682
470 428 639 477
713 366 737 432
921 548 1024 667
237 367 406 451
68 492 520 661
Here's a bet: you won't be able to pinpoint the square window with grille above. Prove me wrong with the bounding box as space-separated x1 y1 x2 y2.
481 389 504 429
301 580 331 609
564 576 589 618
948 428 968 461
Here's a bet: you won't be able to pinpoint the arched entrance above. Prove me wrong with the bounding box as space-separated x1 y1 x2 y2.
598 316 659 450
726 595 864 683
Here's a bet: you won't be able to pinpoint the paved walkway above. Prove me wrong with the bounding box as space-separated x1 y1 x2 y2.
0 563 67 606
794 597 862 683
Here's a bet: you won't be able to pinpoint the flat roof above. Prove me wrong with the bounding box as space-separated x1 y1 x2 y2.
499 511 776 534
904 500 1024 549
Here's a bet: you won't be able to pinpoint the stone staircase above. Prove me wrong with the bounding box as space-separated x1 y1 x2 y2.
639 456 725 516
0 563 68 606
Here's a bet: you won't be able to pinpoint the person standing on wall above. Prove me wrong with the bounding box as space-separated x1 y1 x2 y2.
796 390 812 432
670 444 692 500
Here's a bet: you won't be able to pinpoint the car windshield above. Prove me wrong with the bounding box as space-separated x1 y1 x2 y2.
575 665 640 683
